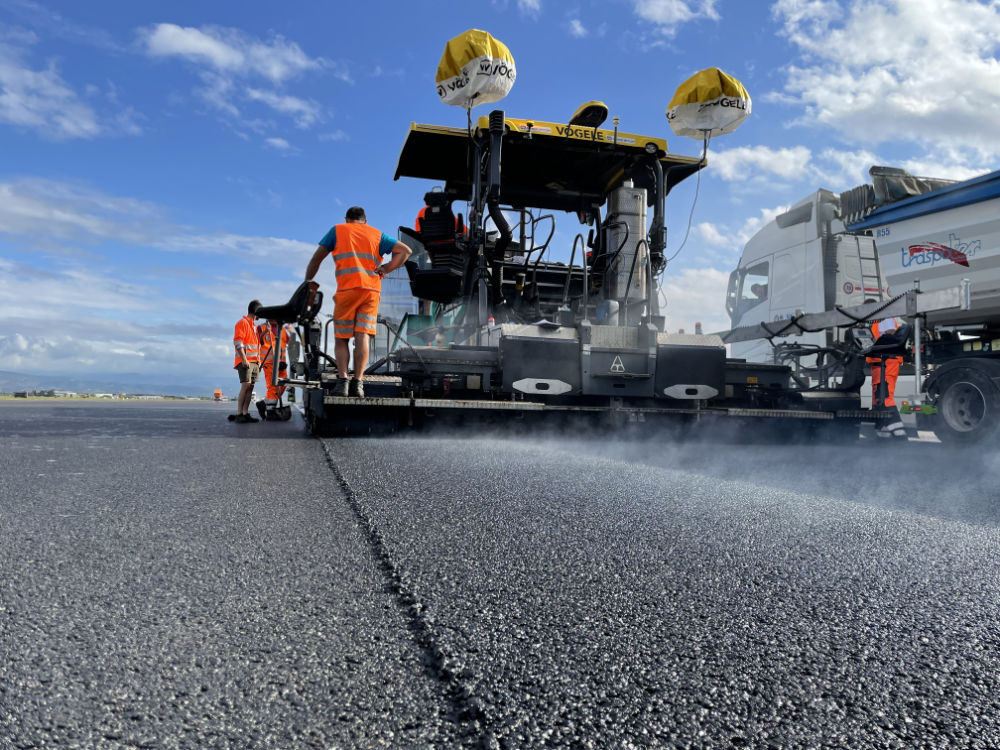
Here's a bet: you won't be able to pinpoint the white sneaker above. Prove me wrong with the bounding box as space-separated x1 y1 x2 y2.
876 420 906 439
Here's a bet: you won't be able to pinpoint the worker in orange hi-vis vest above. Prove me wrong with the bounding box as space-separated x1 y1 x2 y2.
867 315 907 439
231 300 261 423
304 206 412 399
256 319 290 408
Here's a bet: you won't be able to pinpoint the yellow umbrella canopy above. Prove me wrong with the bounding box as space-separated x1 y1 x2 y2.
666 67 751 139
436 29 516 109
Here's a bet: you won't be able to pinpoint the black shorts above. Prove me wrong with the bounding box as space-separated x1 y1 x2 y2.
236 362 260 384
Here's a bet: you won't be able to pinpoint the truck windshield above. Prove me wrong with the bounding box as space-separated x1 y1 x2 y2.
728 260 770 323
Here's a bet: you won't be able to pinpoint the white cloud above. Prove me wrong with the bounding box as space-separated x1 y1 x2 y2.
811 147 880 188
0 41 103 139
264 136 298 154
0 178 314 265
659 266 732 333
707 144 956 194
0 257 154 322
1 0 126 53
0 324 234 381
696 204 790 257
569 19 588 37
139 23 322 84
518 0 542 15
736 204 789 245
708 144 812 181
138 23 343 135
893 157 988 182
0 179 319 386
773 0 1000 162
246 88 320 128
318 129 350 142
634 0 720 34
695 221 729 247
0 178 161 240
156 232 314 261
194 71 240 117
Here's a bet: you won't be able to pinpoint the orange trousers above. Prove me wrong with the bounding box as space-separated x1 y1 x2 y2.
869 357 901 408
261 362 286 402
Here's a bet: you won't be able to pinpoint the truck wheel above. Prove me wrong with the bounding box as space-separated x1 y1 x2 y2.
933 367 1000 444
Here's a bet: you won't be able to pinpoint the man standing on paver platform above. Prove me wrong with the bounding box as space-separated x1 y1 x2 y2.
304 206 411 399
232 300 261 423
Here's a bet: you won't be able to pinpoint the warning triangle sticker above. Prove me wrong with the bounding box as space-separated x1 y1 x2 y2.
610 355 626 373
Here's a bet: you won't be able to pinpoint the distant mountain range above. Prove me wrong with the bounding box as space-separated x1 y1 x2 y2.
0 370 220 398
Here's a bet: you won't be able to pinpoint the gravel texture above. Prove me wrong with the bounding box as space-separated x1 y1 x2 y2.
0 401 470 749
330 433 1000 749
3 401 1000 749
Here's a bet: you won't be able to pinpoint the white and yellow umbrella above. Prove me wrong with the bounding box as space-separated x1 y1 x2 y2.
436 29 516 110
666 67 751 139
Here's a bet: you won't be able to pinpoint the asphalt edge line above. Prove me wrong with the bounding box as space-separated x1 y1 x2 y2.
316 438 498 750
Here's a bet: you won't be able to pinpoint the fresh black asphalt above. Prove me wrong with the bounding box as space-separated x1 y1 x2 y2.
2 400 1000 749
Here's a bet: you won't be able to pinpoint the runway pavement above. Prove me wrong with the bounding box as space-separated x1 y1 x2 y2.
2 400 1000 749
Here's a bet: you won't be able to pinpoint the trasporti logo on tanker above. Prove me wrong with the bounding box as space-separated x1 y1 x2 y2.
900 233 980 268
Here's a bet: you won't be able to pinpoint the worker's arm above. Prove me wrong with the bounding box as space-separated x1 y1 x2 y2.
304 244 328 302
234 320 250 367
377 241 412 277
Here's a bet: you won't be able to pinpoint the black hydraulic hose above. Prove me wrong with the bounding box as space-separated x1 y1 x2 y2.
562 234 584 306
623 239 647 326
603 221 630 268
645 237 656 320
486 200 512 261
833 294 903 326
524 214 556 270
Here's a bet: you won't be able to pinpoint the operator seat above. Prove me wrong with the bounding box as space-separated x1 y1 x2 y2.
254 281 322 326
251 281 322 422
408 192 466 304
417 191 464 251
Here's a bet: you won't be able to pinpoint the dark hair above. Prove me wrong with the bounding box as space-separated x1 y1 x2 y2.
346 206 366 221
248 299 262 315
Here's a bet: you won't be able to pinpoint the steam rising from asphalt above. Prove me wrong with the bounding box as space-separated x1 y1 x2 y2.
387 419 1000 529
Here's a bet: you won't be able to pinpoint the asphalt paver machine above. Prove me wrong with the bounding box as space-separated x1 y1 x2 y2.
288 109 872 437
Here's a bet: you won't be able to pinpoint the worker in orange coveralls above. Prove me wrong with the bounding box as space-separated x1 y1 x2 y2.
868 314 906 439
256 319 291 411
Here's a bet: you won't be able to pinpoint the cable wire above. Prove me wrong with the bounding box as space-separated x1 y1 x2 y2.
665 132 711 264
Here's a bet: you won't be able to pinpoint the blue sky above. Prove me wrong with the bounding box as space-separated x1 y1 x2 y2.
2 0 998 393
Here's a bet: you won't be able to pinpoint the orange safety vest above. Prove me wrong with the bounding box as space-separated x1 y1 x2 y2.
328 223 384 292
233 315 260 367
257 323 289 365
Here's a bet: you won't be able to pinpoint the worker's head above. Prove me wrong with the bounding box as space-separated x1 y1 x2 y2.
248 299 262 317
345 206 366 223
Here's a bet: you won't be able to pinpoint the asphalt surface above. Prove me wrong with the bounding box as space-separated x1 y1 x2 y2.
0 401 466 749
3 401 1000 749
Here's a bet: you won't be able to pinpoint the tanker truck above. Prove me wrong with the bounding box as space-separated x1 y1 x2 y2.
725 166 1000 443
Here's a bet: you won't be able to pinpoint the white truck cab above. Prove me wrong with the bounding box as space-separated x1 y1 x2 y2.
727 189 882 363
